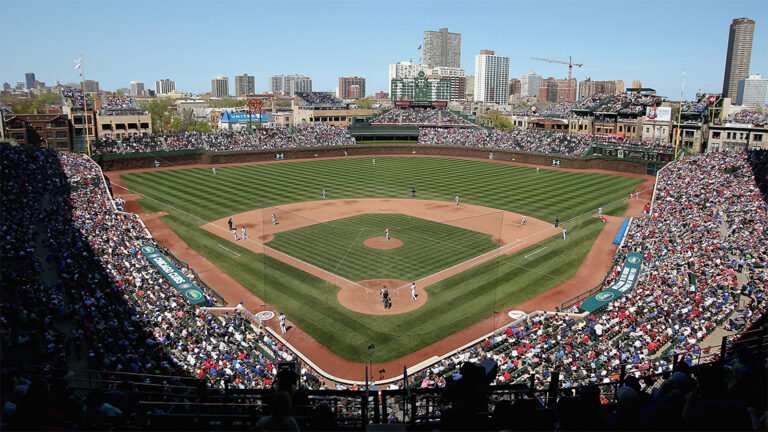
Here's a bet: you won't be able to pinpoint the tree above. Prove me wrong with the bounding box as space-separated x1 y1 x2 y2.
479 110 516 131
143 99 176 133
189 121 212 133
354 97 376 109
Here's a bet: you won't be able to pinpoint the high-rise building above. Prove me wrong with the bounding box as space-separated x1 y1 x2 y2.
520 71 542 98
211 76 229 98
339 76 366 99
540 78 576 103
465 75 474 99
474 50 509 104
509 78 521 98
736 74 768 106
722 17 755 99
578 79 624 100
423 27 461 68
155 79 176 95
269 74 312 96
129 81 145 96
234 74 255 96
83 80 99 95
25 73 35 90
3 82 10 91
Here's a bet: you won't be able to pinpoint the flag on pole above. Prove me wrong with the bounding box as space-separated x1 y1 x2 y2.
74 55 82 69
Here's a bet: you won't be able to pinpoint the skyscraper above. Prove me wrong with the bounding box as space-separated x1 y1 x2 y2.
211 76 229 98
520 71 542 99
736 74 768 106
269 75 311 96
722 17 755 99
155 79 176 95
339 76 366 99
130 81 145 96
25 73 35 90
474 50 510 104
235 74 255 96
423 28 461 68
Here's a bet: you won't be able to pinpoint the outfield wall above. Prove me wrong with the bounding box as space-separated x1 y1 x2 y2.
94 145 650 175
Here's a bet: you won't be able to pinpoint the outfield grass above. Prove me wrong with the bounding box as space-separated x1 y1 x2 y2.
121 157 644 222
268 213 499 281
121 157 643 362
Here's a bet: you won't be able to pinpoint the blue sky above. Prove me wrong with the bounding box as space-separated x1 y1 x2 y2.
1 0 766 100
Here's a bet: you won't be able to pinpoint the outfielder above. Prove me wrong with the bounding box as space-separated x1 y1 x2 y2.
372 158 376 165
212 167 216 175
536 167 540 174
411 187 416 198
322 188 326 199
455 195 460 206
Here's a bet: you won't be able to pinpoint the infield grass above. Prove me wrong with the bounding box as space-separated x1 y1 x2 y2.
121 157 643 362
268 213 499 281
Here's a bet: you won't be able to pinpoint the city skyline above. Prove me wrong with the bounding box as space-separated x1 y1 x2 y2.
1 0 767 101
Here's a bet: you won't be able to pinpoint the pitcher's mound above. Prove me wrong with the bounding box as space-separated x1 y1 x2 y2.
363 236 403 249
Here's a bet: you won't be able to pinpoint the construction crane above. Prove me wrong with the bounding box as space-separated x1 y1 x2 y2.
530 56 583 81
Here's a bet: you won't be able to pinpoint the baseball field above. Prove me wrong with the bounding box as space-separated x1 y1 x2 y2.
117 156 645 364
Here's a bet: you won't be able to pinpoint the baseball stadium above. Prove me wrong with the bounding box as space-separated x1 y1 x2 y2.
2 97 767 431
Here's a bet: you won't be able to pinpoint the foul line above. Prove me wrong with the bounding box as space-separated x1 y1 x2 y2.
333 230 362 274
218 244 241 257
524 247 547 260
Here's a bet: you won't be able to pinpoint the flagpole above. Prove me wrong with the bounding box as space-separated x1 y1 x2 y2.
673 68 685 161
77 54 91 157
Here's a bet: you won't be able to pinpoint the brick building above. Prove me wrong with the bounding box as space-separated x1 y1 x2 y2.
3 114 73 151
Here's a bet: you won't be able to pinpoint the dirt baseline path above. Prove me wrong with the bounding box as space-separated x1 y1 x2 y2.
202 199 555 315
106 157 655 383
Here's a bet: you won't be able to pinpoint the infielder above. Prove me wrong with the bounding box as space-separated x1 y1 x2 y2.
385 227 390 241
212 167 216 175
272 214 277 225
241 226 248 239
521 215 527 226
410 282 417 301
455 195 460 206
233 230 239 241
322 188 326 199
279 312 287 334
562 227 567 241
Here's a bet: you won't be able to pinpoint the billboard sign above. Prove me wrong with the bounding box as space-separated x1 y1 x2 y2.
646 107 671 122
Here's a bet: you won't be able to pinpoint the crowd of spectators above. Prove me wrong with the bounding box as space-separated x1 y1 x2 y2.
410 150 767 399
100 96 142 112
420 128 595 156
370 108 476 126
2 142 765 429
536 101 573 118
92 124 355 155
61 88 91 110
732 110 768 127
1 144 337 428
295 91 344 106
594 135 675 151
